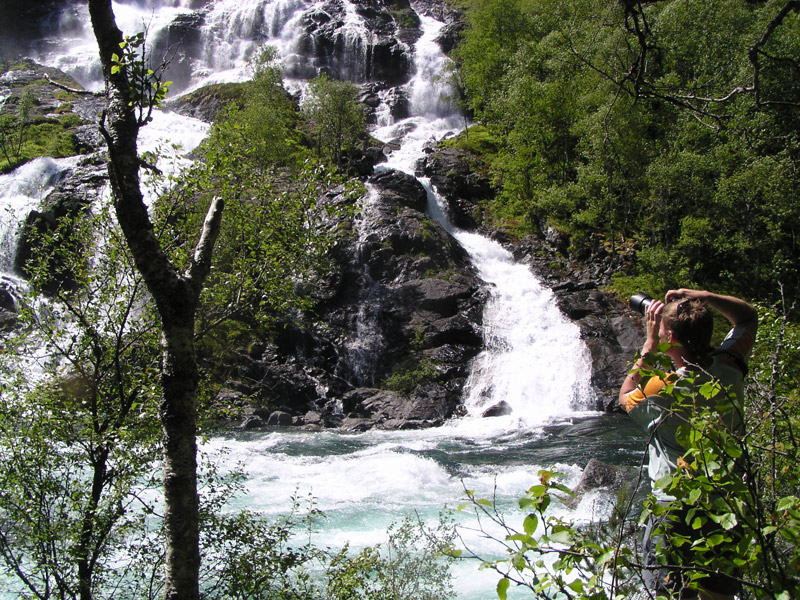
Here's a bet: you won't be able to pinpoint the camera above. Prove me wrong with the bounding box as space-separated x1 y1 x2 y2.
629 292 654 315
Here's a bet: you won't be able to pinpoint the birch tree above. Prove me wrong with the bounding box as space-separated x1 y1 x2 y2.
87 1 222 598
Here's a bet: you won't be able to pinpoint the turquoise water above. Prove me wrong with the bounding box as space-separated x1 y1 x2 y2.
204 413 646 599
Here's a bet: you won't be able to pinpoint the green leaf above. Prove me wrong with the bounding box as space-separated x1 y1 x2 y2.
527 484 547 498
548 528 573 545
523 513 538 536
568 578 584 593
710 512 738 530
497 577 510 600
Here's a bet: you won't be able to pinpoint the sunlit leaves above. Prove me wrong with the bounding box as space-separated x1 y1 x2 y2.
301 73 367 171
453 0 800 301
110 32 172 125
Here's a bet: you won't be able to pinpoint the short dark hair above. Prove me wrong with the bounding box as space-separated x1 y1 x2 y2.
662 299 714 366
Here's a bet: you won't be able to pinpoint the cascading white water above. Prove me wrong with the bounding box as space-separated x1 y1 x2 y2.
453 230 595 422
340 185 386 386
0 156 80 275
4 2 627 598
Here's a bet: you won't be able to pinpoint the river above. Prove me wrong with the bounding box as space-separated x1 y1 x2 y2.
3 1 646 597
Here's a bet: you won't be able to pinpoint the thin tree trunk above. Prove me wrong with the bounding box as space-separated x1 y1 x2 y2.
160 323 201 600
87 1 224 598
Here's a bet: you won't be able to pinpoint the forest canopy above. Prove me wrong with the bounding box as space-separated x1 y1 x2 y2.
450 0 800 306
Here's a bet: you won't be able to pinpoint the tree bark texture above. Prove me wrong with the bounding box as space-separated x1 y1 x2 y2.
87 1 224 598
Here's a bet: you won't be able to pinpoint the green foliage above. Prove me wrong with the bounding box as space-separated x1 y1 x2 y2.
213 46 304 168
382 358 439 394
198 492 324 600
639 363 800 599
458 472 639 600
326 512 457 600
0 81 84 173
440 124 501 158
152 149 345 384
302 73 367 171
453 0 800 303
139 48 357 417
0 177 450 600
0 87 35 169
111 31 172 124
0 204 162 599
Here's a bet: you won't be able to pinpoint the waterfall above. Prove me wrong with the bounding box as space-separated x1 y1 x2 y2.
371 3 595 425
455 230 594 421
340 185 385 386
4 3 624 599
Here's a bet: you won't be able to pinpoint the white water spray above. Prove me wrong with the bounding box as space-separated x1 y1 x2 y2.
0 156 81 275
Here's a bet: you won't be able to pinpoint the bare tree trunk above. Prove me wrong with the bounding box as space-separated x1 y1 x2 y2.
87 1 224 598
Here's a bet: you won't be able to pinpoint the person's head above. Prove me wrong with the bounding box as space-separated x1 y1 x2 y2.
661 298 714 367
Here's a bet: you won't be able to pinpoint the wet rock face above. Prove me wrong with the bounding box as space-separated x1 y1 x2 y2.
421 147 494 230
230 168 487 431
235 146 639 428
0 285 17 332
13 155 107 295
304 0 415 86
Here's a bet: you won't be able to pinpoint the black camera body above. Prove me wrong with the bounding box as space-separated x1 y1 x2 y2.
629 292 654 315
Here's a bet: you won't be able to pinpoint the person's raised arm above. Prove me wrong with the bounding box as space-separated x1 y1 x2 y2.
665 288 757 328
618 300 664 410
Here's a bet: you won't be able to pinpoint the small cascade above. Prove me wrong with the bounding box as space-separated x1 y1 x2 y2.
456 230 595 420
408 12 454 119
423 181 595 424
337 185 385 386
194 0 313 89
332 2 373 83
370 0 596 425
0 156 79 275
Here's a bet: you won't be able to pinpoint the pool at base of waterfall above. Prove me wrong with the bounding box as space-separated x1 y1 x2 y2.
205 412 645 599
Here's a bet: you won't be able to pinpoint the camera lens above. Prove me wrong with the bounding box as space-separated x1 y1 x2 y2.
629 292 654 315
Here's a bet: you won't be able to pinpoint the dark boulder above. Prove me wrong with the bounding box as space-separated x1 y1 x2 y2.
340 385 457 430
167 82 246 123
421 147 494 230
150 11 206 95
482 400 513 417
0 283 17 332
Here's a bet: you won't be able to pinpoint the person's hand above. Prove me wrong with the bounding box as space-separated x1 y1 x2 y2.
644 298 664 350
665 288 704 303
